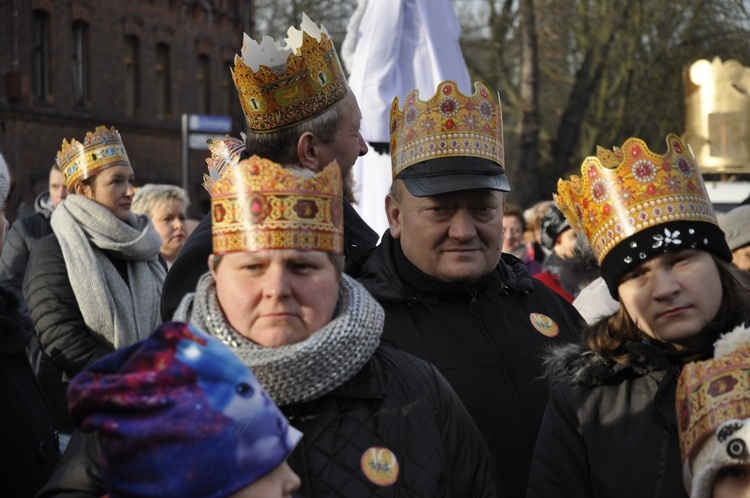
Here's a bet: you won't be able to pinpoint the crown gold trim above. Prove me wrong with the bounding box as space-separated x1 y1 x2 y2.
231 13 348 133
203 133 247 194
57 126 132 188
554 134 718 266
390 81 504 179
677 343 750 463
211 156 343 254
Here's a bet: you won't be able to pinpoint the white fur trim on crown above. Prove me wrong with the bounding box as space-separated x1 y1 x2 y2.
689 418 750 498
713 324 750 359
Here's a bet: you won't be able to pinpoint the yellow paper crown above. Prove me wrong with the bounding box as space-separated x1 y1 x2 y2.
211 156 343 255
231 13 348 133
57 126 131 188
202 134 247 194
554 134 719 266
677 342 750 464
390 81 504 179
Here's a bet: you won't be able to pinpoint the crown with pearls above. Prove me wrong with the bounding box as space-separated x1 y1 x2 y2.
389 81 504 179
211 156 343 255
57 126 131 188
231 13 348 133
554 134 731 297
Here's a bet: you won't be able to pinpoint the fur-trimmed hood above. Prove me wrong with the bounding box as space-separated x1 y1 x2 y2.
542 340 677 388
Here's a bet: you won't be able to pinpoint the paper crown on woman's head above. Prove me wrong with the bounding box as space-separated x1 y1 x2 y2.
67 321 302 498
231 13 348 134
676 326 750 498
57 126 132 189
389 81 505 180
210 155 343 255
554 133 731 297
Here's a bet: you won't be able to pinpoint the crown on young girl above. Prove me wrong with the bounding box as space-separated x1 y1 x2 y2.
210 156 343 255
231 13 348 133
553 134 731 296
57 126 131 188
389 81 504 179
202 134 247 194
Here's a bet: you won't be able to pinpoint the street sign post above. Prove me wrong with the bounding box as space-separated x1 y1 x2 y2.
181 113 234 193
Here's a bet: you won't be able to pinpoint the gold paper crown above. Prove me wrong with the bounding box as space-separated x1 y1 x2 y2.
211 155 343 254
554 134 718 266
677 342 750 464
57 126 131 188
231 13 348 133
390 81 504 179
202 134 247 194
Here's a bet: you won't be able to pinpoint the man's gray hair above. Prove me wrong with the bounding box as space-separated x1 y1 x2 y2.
244 99 344 163
132 184 190 217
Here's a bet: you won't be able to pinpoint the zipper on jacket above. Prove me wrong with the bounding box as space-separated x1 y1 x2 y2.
469 288 478 313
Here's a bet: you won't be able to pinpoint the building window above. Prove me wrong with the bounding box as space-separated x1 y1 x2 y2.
124 35 141 116
155 43 172 120
197 54 211 113
32 10 51 101
72 20 90 106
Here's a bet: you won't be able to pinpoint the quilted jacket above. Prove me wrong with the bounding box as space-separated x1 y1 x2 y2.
36 346 501 497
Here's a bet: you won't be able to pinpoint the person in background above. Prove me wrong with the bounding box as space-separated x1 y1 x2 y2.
67 321 301 498
524 199 555 266
131 184 189 269
0 161 67 313
0 151 60 497
720 204 750 273
161 14 376 320
502 203 542 274
533 206 578 302
23 126 166 451
677 325 750 498
350 80 582 498
528 134 750 498
561 235 620 324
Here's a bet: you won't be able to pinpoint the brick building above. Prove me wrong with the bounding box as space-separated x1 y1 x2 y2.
0 0 252 220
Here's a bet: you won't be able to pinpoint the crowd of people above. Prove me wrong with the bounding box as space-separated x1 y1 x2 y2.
1 11 750 498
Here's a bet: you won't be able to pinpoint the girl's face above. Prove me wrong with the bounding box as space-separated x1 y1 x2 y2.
617 249 723 350
229 461 300 498
713 464 750 498
77 165 135 221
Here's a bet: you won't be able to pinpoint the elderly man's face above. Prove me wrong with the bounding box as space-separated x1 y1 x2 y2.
317 92 368 197
386 183 505 284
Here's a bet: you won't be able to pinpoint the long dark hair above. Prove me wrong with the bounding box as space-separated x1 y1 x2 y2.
582 255 750 366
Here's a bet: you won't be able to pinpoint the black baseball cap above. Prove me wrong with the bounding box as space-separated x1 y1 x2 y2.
396 156 510 197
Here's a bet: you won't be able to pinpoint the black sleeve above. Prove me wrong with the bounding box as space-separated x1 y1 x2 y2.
0 219 33 313
23 235 113 378
527 383 592 498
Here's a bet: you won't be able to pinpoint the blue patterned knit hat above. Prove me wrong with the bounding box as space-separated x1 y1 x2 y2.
68 322 301 498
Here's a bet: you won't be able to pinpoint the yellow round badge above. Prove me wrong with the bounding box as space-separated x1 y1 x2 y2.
360 447 399 486
529 313 559 337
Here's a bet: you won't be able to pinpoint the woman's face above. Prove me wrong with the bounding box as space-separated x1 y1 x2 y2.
617 249 723 349
502 215 524 253
209 249 340 347
78 165 135 221
229 461 300 498
150 199 186 264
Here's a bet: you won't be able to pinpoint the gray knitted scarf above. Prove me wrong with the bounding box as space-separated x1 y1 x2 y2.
51 195 166 348
174 272 384 406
